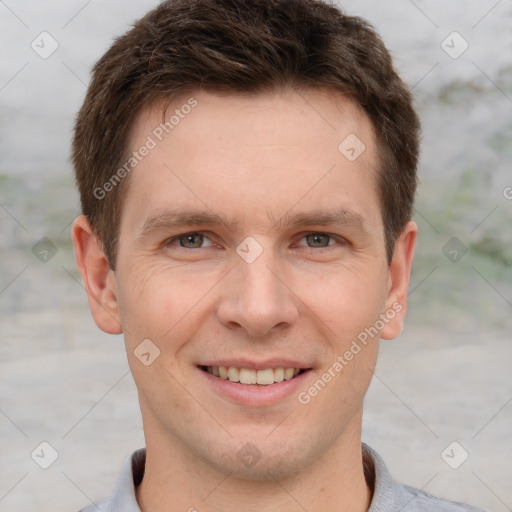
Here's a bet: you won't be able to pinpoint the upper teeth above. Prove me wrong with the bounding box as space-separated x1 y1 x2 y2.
206 366 301 385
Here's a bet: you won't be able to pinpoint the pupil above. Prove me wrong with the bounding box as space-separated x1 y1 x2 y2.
308 233 328 247
181 233 202 248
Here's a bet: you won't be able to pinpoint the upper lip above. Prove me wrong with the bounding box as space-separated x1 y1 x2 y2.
198 358 312 371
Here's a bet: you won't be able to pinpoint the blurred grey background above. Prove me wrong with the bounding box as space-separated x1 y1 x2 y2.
0 1 511 511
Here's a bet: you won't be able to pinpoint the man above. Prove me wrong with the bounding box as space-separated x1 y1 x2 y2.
71 0 484 510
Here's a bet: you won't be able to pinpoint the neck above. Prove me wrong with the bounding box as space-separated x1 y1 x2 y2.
136 420 373 512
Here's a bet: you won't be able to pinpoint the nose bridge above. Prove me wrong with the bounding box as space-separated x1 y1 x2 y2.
236 241 283 308
217 237 298 336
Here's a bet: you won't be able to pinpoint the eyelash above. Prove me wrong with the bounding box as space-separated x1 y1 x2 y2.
164 231 347 251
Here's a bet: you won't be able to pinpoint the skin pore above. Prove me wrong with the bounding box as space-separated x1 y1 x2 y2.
72 87 416 512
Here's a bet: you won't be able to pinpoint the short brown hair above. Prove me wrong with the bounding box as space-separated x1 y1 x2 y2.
73 0 420 268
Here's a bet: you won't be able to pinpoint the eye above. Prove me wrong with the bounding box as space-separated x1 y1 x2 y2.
304 233 332 248
296 232 341 249
166 232 214 249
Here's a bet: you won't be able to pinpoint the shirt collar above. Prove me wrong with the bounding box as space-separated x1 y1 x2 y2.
108 448 145 511
363 443 407 511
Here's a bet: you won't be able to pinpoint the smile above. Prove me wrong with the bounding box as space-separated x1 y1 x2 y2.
200 365 307 385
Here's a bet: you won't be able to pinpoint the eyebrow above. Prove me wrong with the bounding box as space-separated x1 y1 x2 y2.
138 207 370 240
270 208 368 233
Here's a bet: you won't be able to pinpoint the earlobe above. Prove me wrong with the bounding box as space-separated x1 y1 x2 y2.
72 215 123 335
380 221 417 340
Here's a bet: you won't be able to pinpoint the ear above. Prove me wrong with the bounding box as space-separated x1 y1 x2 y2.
72 215 123 334
380 220 417 340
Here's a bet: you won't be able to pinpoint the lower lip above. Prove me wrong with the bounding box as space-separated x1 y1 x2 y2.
197 367 312 407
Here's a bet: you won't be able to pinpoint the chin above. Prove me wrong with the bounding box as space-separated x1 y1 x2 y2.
195 431 318 482
213 450 306 482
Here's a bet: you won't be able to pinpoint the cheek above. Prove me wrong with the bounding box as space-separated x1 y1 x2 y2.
115 256 225 365
296 337 378 437
115 260 194 344
296 261 389 339
306 264 386 409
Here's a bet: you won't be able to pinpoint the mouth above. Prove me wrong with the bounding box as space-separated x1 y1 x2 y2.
198 365 310 386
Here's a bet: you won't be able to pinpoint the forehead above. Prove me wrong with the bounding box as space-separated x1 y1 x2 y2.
121 88 382 235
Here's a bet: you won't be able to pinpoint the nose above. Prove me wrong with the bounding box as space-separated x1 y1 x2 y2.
216 245 299 338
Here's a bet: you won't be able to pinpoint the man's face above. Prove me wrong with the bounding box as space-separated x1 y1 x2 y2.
102 89 412 478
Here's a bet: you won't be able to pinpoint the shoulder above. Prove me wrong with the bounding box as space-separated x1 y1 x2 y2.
399 483 487 512
362 443 486 512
